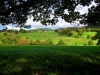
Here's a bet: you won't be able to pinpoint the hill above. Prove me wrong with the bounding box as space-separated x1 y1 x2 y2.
0 30 97 46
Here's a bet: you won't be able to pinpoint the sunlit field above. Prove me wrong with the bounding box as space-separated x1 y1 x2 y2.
20 31 97 45
0 29 98 46
0 46 100 75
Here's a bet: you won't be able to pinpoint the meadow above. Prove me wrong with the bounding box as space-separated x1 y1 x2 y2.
20 31 97 45
0 46 100 75
0 28 98 46
0 28 100 75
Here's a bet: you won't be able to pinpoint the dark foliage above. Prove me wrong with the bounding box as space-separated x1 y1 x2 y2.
0 0 100 27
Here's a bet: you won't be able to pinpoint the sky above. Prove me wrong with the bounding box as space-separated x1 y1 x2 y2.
0 1 96 30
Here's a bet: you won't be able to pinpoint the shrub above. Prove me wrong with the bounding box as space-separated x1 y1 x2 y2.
3 32 7 36
2 33 20 45
74 43 77 46
78 32 83 36
30 40 33 45
25 39 30 45
87 35 93 39
39 41 46 45
36 39 40 45
15 30 19 34
46 39 53 45
0 34 3 41
57 39 66 45
7 29 14 32
18 38 25 45
20 29 27 33
74 34 80 39
92 29 100 45
83 44 87 46
87 28 91 32
97 39 100 45
88 40 94 45
2 38 9 44
31 39 54 45
32 41 39 45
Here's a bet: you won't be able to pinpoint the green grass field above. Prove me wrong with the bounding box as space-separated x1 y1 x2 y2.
19 31 97 45
0 31 98 45
0 46 100 75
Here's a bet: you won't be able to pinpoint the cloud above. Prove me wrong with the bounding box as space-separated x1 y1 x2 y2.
25 16 73 29
75 1 97 15
75 4 89 14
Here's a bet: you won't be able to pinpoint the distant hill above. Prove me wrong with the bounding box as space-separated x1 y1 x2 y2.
33 28 54 31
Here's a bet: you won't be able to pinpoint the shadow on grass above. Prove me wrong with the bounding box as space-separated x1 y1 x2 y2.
0 52 100 75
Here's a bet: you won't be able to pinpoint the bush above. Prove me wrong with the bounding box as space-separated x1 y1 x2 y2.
32 41 39 45
57 39 66 45
46 39 53 45
87 35 93 39
2 38 9 44
18 38 25 45
74 34 80 39
3 32 7 36
7 29 14 32
83 44 87 46
15 30 19 34
92 29 100 45
97 39 100 45
0 34 3 41
74 43 77 46
88 40 94 45
31 39 53 45
87 28 91 32
78 32 83 36
2 33 20 45
20 29 27 33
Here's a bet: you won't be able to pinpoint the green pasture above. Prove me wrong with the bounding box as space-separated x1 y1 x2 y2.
0 31 98 45
0 46 100 75
82 32 96 38
20 31 97 45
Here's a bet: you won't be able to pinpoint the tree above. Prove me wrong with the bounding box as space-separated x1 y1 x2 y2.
88 40 94 45
81 2 100 26
92 29 100 45
0 0 100 27
2 33 20 45
57 39 66 45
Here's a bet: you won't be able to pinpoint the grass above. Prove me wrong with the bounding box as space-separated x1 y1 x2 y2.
82 32 96 37
0 46 100 75
0 31 98 46
18 31 97 45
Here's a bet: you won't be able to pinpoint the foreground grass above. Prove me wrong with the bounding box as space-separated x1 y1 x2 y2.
0 46 100 75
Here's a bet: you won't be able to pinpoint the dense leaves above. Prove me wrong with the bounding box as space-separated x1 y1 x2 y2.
0 0 100 26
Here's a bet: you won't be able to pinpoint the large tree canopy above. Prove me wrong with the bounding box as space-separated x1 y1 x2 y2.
0 0 100 27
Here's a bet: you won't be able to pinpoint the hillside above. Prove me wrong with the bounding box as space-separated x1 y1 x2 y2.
0 30 97 46
19 31 97 45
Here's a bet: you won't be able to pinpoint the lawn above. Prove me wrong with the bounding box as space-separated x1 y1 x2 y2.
0 46 100 75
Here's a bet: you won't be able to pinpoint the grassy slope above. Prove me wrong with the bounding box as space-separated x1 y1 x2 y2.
0 31 97 45
0 46 100 75
20 31 97 45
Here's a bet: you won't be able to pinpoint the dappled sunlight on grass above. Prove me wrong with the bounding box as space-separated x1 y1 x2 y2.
16 58 28 63
2 64 22 74
0 46 100 75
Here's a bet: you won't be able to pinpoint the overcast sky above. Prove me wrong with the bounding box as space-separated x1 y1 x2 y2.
0 1 96 30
